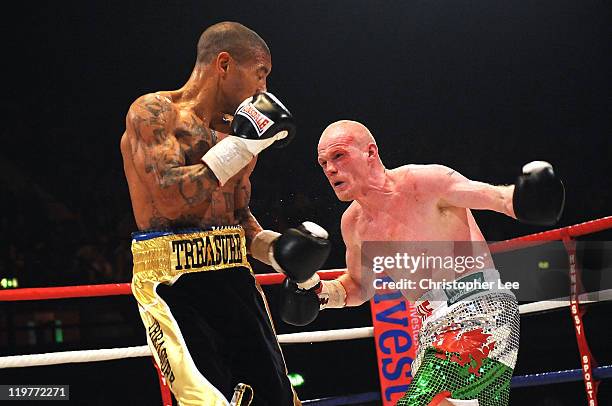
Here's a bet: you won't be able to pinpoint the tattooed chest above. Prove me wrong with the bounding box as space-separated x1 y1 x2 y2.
174 115 217 164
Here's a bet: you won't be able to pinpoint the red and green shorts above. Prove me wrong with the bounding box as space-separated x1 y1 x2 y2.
398 273 519 406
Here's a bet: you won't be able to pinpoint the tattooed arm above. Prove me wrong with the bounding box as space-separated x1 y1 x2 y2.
234 174 264 253
126 94 218 214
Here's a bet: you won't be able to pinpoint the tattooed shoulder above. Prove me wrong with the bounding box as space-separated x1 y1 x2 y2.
127 93 177 144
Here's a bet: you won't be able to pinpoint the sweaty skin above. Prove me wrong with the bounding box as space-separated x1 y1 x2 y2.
317 120 516 303
120 48 272 247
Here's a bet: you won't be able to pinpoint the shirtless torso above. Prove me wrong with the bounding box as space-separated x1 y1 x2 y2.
120 91 260 238
341 165 499 301
316 121 514 303
119 31 272 242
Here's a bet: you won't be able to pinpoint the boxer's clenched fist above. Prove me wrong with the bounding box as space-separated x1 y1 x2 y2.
202 92 296 185
513 161 565 225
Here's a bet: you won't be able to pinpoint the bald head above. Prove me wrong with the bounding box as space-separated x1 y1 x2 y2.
196 21 270 65
319 120 376 151
317 120 384 201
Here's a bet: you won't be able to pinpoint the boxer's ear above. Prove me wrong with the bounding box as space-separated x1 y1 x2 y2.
216 52 231 75
367 143 378 160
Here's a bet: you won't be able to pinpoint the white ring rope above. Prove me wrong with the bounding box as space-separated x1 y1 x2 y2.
278 326 374 344
518 288 612 315
1 290 610 369
0 346 151 369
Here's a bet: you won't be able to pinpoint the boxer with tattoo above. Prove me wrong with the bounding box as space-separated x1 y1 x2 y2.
120 22 329 406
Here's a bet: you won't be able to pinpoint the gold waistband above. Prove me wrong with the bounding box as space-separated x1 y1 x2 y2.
131 226 250 284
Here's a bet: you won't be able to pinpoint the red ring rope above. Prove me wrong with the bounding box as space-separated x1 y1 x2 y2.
0 270 346 301
489 216 612 253
1 217 610 301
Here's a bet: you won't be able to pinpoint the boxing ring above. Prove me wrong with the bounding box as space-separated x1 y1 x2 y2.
1 216 611 405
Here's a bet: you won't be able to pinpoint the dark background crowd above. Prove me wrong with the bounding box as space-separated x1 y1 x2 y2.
1 0 611 404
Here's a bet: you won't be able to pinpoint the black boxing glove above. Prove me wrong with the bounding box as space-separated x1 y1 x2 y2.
202 92 296 185
279 278 320 326
270 222 331 283
513 161 565 225
250 221 331 283
279 277 347 326
231 92 296 148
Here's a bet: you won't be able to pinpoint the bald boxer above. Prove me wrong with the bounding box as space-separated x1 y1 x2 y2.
120 22 329 406
280 120 564 405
